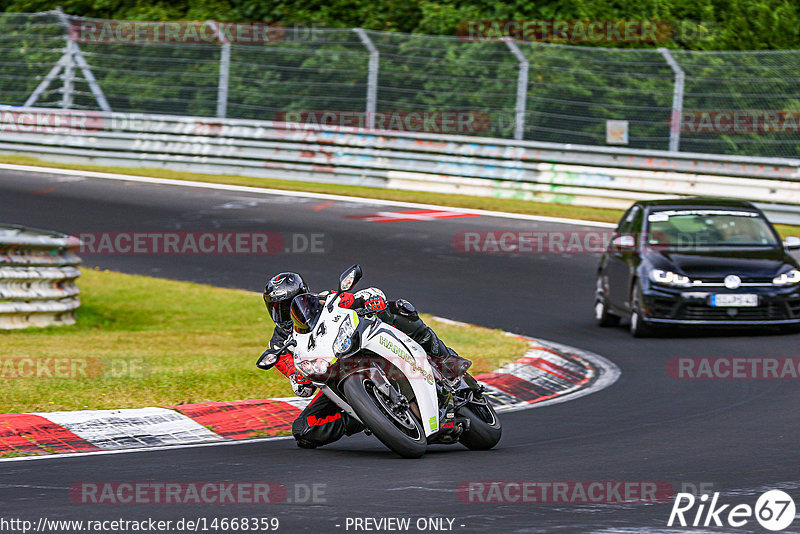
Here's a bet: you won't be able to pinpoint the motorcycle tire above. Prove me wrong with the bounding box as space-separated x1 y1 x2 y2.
457 402 502 450
343 370 427 459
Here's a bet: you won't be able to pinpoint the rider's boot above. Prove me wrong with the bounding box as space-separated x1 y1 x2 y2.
416 328 472 386
344 414 365 436
386 300 471 384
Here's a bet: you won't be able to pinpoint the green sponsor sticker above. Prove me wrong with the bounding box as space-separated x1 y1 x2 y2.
429 416 437 432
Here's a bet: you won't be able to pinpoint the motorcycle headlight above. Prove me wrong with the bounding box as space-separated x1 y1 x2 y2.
773 269 800 286
333 315 356 355
297 358 329 376
650 269 692 287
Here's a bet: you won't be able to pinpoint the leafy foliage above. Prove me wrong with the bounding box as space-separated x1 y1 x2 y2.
2 0 798 50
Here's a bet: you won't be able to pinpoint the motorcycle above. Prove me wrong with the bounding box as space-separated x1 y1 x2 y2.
273 264 502 458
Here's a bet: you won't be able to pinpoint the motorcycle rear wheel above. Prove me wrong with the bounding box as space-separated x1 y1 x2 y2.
457 402 502 450
343 371 427 459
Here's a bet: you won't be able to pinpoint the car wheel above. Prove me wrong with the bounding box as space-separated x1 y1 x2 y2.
629 283 654 338
595 298 620 327
779 324 800 335
595 276 620 327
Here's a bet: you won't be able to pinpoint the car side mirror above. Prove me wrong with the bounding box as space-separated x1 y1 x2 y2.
784 236 800 250
338 264 362 292
611 235 636 251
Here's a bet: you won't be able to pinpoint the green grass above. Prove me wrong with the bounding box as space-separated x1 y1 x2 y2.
0 450 37 458
2 152 798 237
0 269 530 413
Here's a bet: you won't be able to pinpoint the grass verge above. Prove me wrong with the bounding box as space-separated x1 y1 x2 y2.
0 269 530 414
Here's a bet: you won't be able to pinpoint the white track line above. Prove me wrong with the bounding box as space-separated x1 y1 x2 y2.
0 435 293 463
0 163 616 228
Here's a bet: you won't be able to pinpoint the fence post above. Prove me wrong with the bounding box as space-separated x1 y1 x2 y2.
217 43 231 118
45 8 112 111
205 21 230 118
354 28 378 129
24 54 69 108
658 47 685 152
503 38 528 141
61 39 75 109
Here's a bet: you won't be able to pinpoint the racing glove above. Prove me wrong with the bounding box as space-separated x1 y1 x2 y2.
290 372 316 397
363 296 387 314
338 292 355 308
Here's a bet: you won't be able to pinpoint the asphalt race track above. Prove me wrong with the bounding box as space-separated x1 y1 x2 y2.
2 168 799 533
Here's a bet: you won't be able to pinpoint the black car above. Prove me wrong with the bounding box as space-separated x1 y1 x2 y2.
595 198 800 336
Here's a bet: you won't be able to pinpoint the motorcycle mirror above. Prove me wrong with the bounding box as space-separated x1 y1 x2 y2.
339 264 362 292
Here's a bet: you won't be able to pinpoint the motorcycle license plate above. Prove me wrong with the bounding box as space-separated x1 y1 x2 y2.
709 294 758 307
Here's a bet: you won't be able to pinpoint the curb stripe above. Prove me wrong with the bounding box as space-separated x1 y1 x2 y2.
36 408 223 450
0 335 619 460
0 414 99 454
170 399 303 440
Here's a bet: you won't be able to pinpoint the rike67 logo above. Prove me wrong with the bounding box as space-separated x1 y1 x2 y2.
668 490 796 531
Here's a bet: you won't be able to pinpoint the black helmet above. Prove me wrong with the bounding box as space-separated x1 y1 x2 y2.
263 272 309 330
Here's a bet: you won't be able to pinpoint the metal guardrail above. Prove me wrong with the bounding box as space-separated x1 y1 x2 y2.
0 107 799 224
0 224 81 329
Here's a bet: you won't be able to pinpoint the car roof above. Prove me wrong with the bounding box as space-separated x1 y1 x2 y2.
634 197 759 211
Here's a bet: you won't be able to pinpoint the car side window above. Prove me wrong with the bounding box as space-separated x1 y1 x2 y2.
617 206 640 235
630 207 644 243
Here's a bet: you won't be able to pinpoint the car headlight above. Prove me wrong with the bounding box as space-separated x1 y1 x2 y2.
773 269 800 286
297 358 330 376
333 315 356 355
650 269 692 287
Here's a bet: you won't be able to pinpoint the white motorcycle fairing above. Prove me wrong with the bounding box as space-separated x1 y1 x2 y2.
292 293 440 437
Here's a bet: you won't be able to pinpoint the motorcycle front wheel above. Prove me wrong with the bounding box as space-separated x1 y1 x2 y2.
343 370 427 459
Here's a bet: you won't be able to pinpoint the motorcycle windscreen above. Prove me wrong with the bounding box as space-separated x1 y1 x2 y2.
290 293 323 334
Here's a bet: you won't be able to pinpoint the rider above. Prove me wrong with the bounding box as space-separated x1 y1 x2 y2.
256 271 471 449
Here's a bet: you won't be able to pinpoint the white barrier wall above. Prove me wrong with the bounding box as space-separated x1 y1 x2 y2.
1 107 799 223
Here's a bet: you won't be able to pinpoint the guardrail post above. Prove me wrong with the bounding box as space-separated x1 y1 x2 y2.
354 28 378 129
503 38 528 141
206 21 230 118
658 48 685 152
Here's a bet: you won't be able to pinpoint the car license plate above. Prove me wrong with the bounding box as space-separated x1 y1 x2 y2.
710 294 759 307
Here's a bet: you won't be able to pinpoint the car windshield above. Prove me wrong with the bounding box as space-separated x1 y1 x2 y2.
646 209 780 248
290 293 323 334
